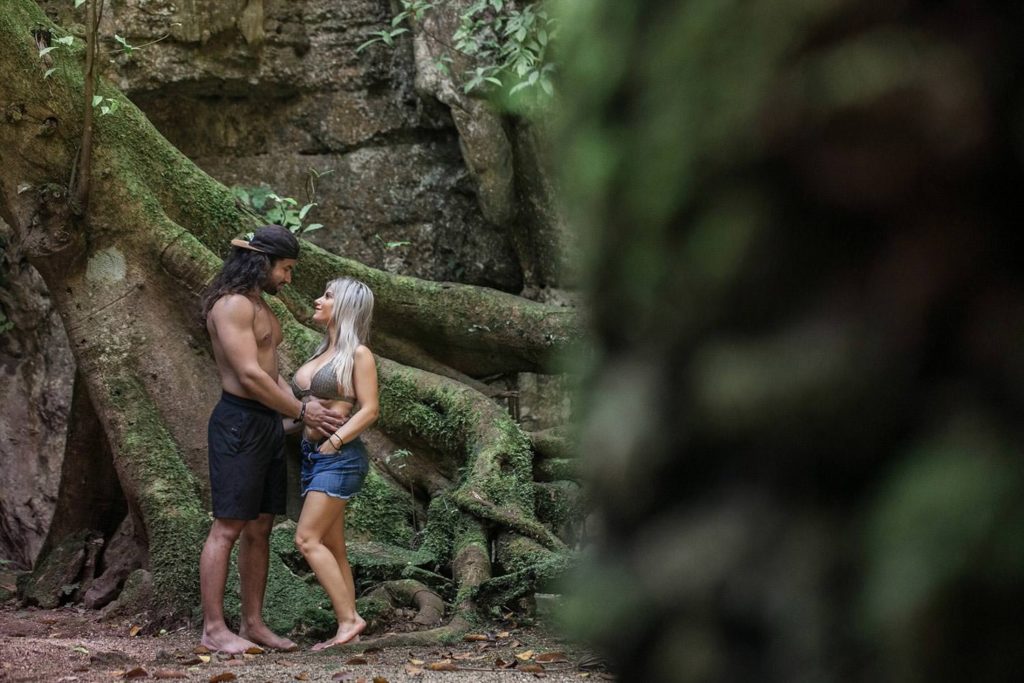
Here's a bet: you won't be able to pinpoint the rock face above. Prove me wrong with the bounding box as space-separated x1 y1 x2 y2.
44 0 526 291
0 218 73 569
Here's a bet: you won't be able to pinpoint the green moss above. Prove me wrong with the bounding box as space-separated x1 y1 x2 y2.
347 540 434 582
534 458 579 482
347 469 415 547
377 370 474 455
354 594 392 630
534 481 585 536
420 495 468 565
105 373 207 615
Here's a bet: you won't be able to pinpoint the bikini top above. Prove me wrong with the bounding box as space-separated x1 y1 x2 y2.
290 361 357 404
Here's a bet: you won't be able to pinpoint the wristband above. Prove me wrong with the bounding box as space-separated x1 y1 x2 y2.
295 402 306 423
330 434 343 449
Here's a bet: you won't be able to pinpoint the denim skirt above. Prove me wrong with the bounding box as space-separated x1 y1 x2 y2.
300 437 369 500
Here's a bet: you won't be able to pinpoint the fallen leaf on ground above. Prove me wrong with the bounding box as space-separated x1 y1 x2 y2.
208 673 236 683
403 664 423 677
408 659 424 666
152 671 187 679
495 657 514 669
193 646 211 655
516 650 535 661
426 660 458 671
497 631 511 638
197 655 211 664
345 656 368 665
520 663 545 673
243 646 264 655
372 677 389 683
463 634 490 642
294 672 310 681
331 672 355 682
224 659 245 667
536 652 568 663
452 653 484 661
176 657 202 666
123 667 148 679
129 625 142 637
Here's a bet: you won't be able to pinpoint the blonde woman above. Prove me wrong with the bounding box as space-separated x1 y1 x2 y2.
291 277 378 649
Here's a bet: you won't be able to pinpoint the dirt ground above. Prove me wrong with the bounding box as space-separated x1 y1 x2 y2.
0 603 611 683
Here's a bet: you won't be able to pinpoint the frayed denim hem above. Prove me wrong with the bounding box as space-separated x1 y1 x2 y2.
302 487 355 500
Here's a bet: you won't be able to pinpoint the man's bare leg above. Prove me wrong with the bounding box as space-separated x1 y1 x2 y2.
236 513 298 651
200 519 258 654
296 494 365 650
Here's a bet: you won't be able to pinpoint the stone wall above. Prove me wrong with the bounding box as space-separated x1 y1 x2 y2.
40 0 524 291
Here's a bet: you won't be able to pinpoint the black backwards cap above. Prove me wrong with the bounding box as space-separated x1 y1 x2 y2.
230 225 300 260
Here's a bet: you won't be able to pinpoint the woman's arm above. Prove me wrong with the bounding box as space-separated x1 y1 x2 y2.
318 346 379 453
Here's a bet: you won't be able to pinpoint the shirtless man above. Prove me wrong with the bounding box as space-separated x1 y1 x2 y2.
199 225 345 653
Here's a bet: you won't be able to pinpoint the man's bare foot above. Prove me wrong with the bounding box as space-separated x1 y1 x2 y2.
239 622 298 652
201 626 258 654
310 617 366 652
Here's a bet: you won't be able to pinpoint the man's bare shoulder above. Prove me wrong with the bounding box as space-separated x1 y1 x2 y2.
208 293 257 324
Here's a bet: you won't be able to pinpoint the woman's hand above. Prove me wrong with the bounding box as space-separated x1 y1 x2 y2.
316 440 339 455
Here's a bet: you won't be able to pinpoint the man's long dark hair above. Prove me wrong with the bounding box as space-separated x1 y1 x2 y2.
201 248 272 322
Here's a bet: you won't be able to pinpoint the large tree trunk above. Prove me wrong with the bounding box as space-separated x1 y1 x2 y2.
0 0 574 626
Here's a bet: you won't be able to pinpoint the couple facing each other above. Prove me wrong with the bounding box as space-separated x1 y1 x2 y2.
199 225 375 653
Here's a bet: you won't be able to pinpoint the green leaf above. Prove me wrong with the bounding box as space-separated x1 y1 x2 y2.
298 203 316 220
303 223 324 232
55 35 75 46
356 37 381 53
75 0 87 7
92 95 103 107
43 67 57 79
100 106 110 115
38 46 59 57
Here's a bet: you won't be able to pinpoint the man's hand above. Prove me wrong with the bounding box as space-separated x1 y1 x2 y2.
302 399 347 435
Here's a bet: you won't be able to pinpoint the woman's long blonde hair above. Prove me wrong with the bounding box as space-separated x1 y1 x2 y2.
311 277 374 397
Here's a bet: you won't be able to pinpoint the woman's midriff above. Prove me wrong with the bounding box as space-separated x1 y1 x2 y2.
302 398 354 443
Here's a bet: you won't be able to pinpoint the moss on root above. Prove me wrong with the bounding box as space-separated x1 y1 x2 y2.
105 373 207 615
347 468 416 547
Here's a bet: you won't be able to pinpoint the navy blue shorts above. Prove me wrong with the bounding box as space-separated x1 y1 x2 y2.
207 392 286 520
300 437 369 500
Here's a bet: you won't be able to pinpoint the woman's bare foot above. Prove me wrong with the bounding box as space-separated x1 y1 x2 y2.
239 622 298 652
310 617 366 652
201 626 258 654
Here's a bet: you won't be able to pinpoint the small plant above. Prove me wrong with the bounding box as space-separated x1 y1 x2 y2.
232 168 333 236
357 0 557 104
375 235 412 250
91 95 119 116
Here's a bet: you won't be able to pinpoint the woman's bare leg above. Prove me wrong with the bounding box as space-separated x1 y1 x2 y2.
295 493 365 649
